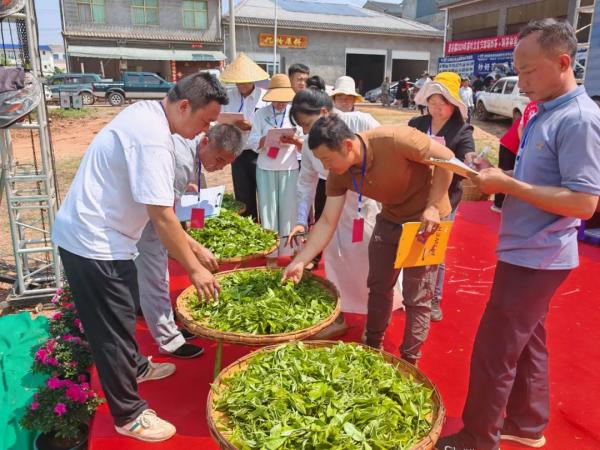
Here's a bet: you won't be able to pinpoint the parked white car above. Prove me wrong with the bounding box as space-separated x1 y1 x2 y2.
475 76 530 121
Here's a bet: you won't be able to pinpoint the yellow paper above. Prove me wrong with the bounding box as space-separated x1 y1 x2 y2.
394 221 454 269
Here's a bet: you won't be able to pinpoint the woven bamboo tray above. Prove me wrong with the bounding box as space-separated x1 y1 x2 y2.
461 178 490 201
176 267 341 346
207 341 445 450
215 235 279 265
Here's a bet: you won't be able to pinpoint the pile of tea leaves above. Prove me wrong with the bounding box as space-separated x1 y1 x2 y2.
214 342 434 449
188 269 336 334
187 209 277 259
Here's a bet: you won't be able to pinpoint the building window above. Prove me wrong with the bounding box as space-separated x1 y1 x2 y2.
131 0 158 26
76 0 105 23
183 1 208 29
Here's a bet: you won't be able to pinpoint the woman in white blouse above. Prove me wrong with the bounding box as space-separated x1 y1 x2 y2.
247 74 302 266
286 88 403 338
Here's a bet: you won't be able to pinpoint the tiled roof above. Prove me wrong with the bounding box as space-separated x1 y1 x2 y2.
437 0 484 9
63 25 222 43
223 0 443 38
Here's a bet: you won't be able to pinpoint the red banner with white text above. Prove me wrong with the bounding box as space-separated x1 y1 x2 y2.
445 34 519 56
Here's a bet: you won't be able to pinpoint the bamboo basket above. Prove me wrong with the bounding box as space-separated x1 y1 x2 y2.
175 267 341 346
215 235 279 265
461 178 490 201
207 341 445 450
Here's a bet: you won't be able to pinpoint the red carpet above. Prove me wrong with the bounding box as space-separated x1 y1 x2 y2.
88 202 600 450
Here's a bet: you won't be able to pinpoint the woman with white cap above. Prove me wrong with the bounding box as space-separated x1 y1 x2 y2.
329 75 365 113
411 71 475 322
220 53 270 221
248 74 302 266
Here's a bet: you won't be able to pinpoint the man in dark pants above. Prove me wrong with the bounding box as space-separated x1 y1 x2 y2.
52 74 228 443
282 116 455 365
437 19 600 450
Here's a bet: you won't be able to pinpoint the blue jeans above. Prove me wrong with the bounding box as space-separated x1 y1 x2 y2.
433 210 457 305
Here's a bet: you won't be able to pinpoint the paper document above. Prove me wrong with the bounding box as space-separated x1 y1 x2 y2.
394 221 454 269
217 112 244 125
264 127 296 149
176 185 225 221
429 157 478 178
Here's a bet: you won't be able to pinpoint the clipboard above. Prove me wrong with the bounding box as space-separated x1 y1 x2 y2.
394 221 454 269
175 185 225 221
264 127 295 149
429 157 478 178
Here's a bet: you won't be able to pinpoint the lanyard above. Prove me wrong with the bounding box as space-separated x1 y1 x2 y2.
272 105 285 128
351 143 367 215
196 156 202 201
238 96 245 113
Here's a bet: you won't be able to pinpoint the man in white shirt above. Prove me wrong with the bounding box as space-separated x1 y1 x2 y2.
52 73 229 443
135 125 242 360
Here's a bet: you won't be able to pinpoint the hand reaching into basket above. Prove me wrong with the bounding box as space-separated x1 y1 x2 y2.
282 260 305 285
190 267 221 302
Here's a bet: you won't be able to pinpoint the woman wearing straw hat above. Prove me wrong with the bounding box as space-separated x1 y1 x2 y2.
248 74 302 266
220 53 270 221
329 75 365 113
411 71 475 322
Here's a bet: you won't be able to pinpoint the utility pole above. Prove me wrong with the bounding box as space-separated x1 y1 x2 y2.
273 0 278 74
228 0 236 60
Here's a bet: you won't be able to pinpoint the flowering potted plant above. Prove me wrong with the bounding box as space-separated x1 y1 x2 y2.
33 335 93 380
21 376 103 450
48 287 85 339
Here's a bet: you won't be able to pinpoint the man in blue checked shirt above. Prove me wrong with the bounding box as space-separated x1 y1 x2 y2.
437 19 600 450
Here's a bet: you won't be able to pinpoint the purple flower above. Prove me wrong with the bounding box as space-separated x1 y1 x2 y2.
47 377 62 390
66 385 87 403
46 357 58 367
56 288 64 295
53 402 67 416
35 348 47 362
51 294 60 304
30 401 40 411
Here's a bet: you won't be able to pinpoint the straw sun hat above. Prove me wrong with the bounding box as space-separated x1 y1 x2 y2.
220 52 269 84
262 74 296 102
414 71 468 120
329 76 364 102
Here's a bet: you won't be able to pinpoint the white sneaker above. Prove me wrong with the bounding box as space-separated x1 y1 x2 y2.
137 357 176 384
500 433 546 448
115 409 176 442
490 204 502 213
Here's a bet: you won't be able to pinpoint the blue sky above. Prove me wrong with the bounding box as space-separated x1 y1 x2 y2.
35 0 398 45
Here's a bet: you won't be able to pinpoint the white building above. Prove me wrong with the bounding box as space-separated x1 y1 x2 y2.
1 44 55 76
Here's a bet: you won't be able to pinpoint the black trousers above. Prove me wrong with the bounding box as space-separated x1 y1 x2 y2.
315 178 327 221
461 261 571 449
232 149 259 221
311 178 327 264
494 145 517 208
59 247 149 426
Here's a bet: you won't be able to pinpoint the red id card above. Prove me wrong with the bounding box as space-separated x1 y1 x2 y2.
352 217 364 243
190 208 205 229
267 146 280 159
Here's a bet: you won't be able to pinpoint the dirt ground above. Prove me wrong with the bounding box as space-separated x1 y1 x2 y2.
0 103 509 303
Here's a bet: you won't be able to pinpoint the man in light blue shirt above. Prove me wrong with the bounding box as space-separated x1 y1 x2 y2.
438 19 600 450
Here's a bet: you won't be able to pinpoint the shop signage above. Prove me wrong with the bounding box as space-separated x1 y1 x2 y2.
259 33 308 49
445 34 518 56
